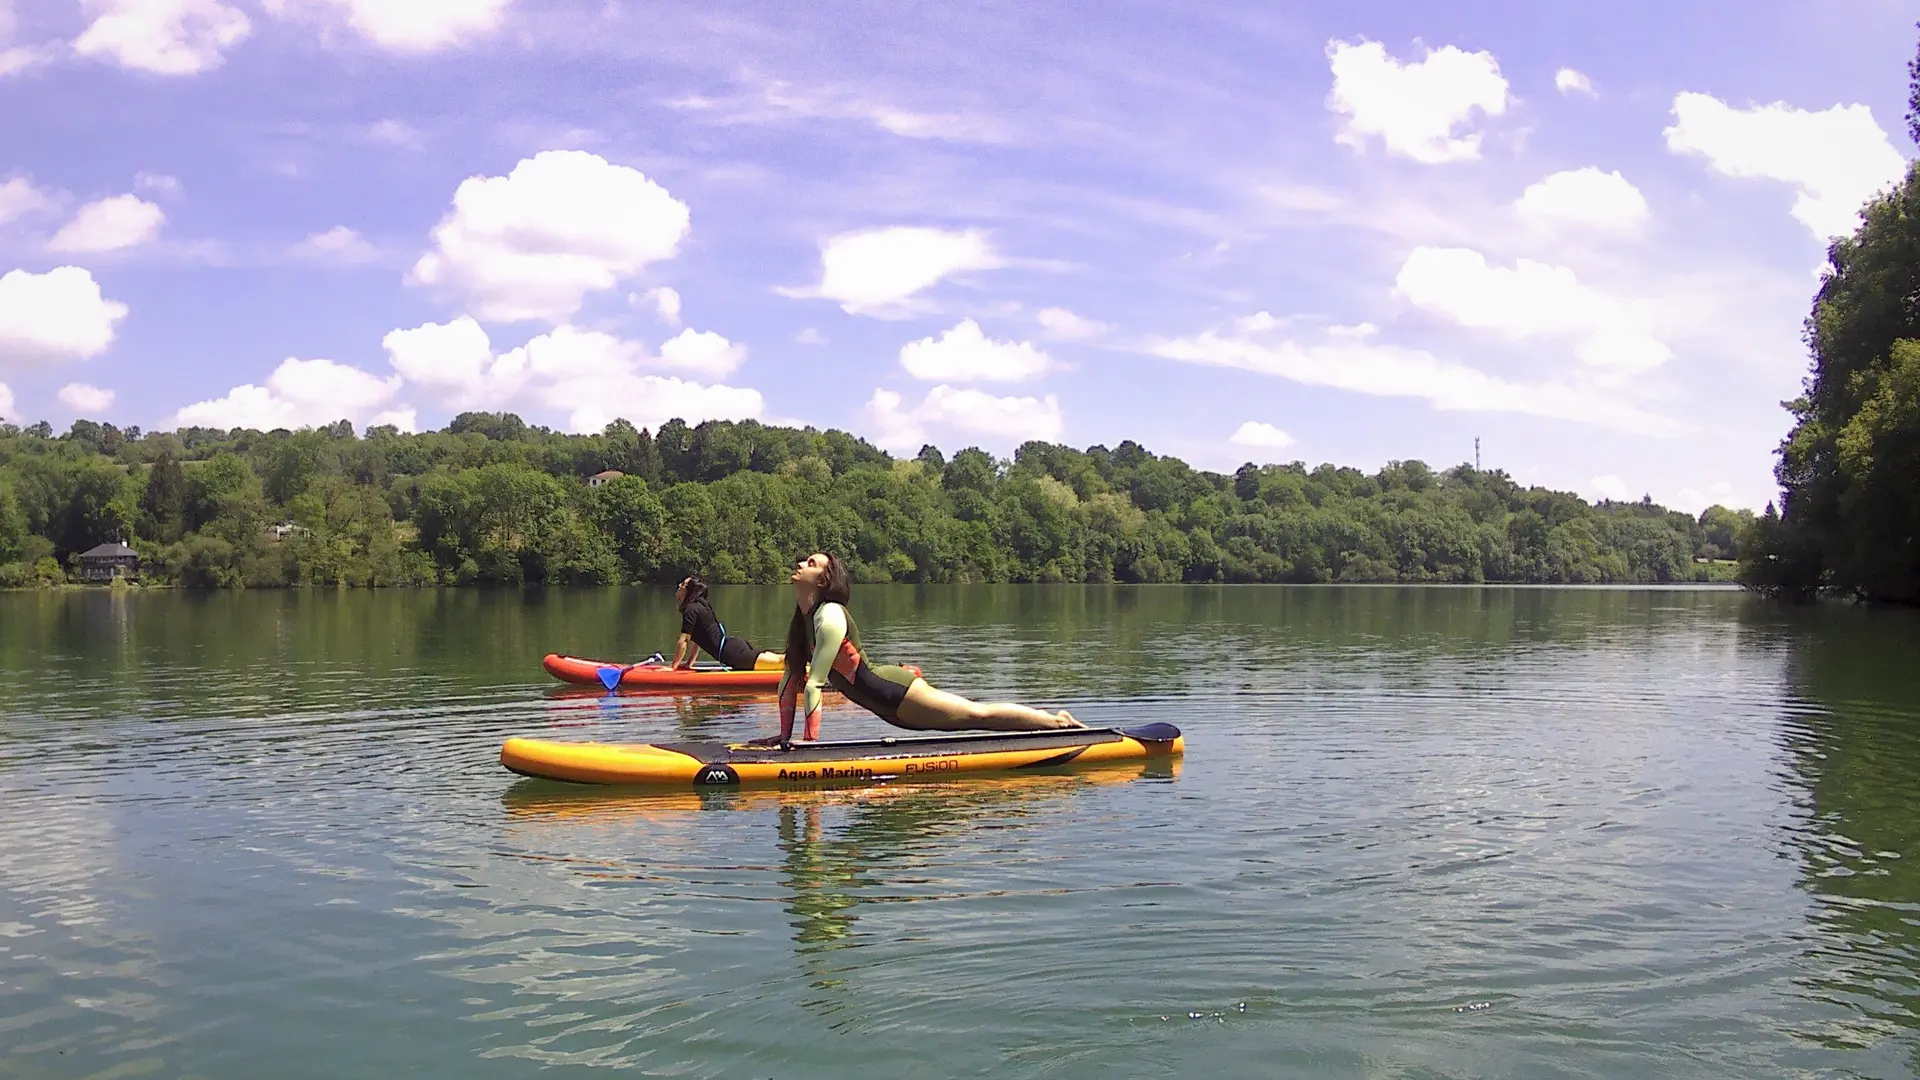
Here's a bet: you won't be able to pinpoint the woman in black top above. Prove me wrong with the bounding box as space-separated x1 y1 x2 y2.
670 576 782 671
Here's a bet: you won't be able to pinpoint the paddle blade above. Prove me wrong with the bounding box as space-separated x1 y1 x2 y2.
596 666 623 691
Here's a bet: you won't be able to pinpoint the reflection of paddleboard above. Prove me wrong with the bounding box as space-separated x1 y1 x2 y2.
542 653 924 691
500 723 1185 787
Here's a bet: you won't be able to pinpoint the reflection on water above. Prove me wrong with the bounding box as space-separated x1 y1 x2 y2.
7 587 1920 1077
1766 603 1920 1063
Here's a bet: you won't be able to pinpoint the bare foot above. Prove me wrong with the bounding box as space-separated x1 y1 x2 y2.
1055 710 1086 729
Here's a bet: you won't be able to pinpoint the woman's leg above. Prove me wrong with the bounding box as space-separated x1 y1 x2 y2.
893 679 1084 732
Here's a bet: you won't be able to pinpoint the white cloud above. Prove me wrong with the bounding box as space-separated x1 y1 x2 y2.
58 382 115 413
291 225 378 263
1673 481 1741 514
1036 306 1106 341
381 316 517 406
170 357 402 430
0 45 50 77
410 150 690 323
368 407 418 432
786 226 1002 318
1590 475 1633 502
0 178 55 225
1663 91 1907 240
0 8 51 76
134 172 181 197
263 0 512 52
1394 247 1671 377
899 319 1051 383
1229 421 1296 450
866 385 1063 452
554 374 763 435
48 195 165 253
1326 39 1510 164
378 317 761 431
633 285 681 325
0 267 129 367
672 81 1001 143
365 119 423 149
0 381 13 421
74 0 251 76
1555 68 1595 97
794 327 827 346
1149 321 1675 435
657 328 746 376
1515 168 1649 233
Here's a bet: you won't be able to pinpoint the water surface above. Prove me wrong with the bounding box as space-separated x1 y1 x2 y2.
3 586 1919 1078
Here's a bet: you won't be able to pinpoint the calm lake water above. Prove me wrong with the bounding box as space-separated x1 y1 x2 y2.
4 585 1920 1078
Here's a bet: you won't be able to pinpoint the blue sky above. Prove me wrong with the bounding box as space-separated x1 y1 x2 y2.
0 0 1913 512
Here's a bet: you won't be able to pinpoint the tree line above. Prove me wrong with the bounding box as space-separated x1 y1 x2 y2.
0 410 1749 589
1738 28 1920 605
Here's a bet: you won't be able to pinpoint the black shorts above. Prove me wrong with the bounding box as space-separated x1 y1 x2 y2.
717 636 761 671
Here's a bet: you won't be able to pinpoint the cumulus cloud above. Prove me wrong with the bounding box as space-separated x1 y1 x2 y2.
1664 91 1907 240
290 225 378 263
1230 421 1296 450
410 150 691 323
381 315 518 406
169 357 404 431
1326 39 1510 163
1515 168 1649 233
1590 475 1633 502
657 328 746 376
263 0 513 52
1555 68 1595 97
866 385 1063 453
898 319 1051 383
0 381 13 421
48 195 165 253
1036 306 1106 341
0 178 55 225
794 327 827 345
74 0 251 76
633 285 682 325
1149 320 1674 435
58 382 115 413
785 226 1002 318
378 317 761 432
0 267 129 367
1395 247 1671 378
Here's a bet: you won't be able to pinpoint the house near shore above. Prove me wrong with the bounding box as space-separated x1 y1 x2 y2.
588 469 624 488
78 542 140 583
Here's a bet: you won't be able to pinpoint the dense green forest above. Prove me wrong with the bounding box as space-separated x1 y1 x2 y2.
0 411 1747 589
1740 34 1920 604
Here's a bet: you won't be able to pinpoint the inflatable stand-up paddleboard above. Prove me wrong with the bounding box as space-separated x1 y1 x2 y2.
500 723 1184 787
542 653 923 692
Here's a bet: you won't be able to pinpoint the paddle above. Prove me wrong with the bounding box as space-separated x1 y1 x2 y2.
595 653 732 690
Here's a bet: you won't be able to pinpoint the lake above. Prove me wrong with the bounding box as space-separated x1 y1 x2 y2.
3 585 1920 1078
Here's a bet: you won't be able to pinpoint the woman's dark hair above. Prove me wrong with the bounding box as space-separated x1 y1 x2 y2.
677 576 709 611
784 553 853 684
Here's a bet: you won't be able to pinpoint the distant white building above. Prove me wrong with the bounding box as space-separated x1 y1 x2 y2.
588 470 625 488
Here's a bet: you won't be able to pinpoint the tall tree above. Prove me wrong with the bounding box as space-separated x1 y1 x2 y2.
140 453 187 543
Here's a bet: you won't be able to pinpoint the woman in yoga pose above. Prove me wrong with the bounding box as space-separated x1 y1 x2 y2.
669 576 782 671
767 552 1083 745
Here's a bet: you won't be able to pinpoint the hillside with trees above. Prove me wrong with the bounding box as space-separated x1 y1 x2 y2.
0 413 1745 589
